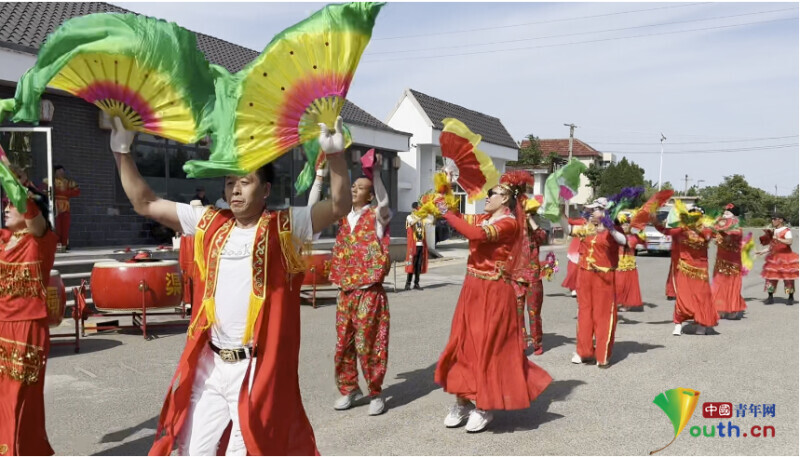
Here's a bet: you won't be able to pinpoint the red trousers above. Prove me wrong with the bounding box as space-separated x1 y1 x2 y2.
55 211 71 246
334 284 389 396
575 269 617 365
0 319 53 456
513 281 543 350
766 279 795 295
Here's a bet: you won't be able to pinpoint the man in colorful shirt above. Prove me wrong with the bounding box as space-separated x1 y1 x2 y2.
329 154 392 416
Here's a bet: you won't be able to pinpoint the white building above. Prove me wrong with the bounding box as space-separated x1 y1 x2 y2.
386 89 519 215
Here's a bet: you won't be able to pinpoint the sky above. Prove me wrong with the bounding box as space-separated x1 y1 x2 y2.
114 1 800 196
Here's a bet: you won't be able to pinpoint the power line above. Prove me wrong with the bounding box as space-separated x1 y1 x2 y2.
590 135 799 146
608 143 799 154
372 3 710 41
362 16 797 63
367 6 796 56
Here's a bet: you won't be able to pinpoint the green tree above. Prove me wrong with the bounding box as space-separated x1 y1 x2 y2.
596 157 645 197
508 134 544 167
697 175 772 222
584 163 603 196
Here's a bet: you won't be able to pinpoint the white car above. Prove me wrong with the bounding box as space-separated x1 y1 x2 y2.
635 211 672 255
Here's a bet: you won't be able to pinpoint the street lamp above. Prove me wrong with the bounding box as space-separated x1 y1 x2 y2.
657 133 666 191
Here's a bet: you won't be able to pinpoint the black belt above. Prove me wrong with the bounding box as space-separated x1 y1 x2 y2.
209 342 257 363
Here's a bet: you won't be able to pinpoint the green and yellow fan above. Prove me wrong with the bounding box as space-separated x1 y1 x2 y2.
0 13 216 144
184 2 385 178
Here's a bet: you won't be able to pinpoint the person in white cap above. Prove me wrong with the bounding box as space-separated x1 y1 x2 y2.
561 197 627 368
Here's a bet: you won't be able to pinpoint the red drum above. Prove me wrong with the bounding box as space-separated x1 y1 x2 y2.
303 251 332 286
46 270 66 328
91 260 183 311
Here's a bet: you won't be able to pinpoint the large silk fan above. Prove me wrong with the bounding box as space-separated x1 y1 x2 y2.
438 118 500 202
0 13 216 144
184 2 385 178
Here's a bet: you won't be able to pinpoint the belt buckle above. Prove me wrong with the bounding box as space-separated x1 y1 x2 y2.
219 349 238 363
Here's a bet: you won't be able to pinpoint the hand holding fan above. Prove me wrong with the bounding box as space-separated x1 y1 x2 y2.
631 189 673 230
438 118 500 202
185 2 385 178
0 13 216 144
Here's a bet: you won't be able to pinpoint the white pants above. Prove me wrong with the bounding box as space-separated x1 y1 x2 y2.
178 345 253 456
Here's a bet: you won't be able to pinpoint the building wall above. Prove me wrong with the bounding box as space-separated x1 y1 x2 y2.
0 85 161 247
386 96 434 211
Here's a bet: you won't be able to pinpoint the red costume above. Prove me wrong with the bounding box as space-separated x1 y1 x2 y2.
571 224 620 365
512 226 547 351
329 207 390 397
660 226 719 328
404 215 429 287
149 208 318 456
616 234 644 309
0 223 58 456
560 220 584 293
761 226 798 295
53 176 79 247
435 212 551 410
712 223 747 316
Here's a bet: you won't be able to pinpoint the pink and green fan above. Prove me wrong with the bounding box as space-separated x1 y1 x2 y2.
0 13 216 144
184 2 385 178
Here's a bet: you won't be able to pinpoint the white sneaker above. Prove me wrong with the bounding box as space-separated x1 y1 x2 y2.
465 409 494 433
695 325 707 335
444 401 474 427
571 290 577 298
333 388 363 410
672 323 684 336
571 352 584 364
368 395 386 416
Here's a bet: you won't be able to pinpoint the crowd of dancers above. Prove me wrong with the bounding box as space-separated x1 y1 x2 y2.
1 117 797 454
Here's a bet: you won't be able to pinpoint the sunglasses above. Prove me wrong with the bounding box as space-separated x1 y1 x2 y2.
487 189 507 198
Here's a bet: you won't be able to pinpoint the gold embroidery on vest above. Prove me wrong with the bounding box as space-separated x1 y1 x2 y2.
678 259 709 281
714 258 740 276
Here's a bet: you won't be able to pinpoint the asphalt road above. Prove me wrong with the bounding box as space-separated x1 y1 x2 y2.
44 240 798 455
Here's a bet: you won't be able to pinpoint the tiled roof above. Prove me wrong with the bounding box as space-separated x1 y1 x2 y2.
522 138 601 158
341 100 410 136
407 89 518 149
0 2 406 134
0 2 258 72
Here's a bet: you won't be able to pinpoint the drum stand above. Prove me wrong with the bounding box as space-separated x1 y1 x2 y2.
49 287 82 353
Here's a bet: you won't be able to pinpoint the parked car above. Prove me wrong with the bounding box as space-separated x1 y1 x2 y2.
636 211 671 255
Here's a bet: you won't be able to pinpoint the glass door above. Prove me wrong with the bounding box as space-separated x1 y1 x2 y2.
0 127 55 229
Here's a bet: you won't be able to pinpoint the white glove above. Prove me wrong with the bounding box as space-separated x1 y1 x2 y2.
111 117 135 154
315 161 329 178
318 116 345 155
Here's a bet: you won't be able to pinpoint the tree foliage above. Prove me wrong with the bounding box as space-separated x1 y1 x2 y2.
508 134 544 167
596 157 646 198
697 175 799 226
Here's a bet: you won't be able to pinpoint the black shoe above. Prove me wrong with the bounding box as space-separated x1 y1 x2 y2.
766 293 774 305
413 284 423 291
788 294 795 305
404 283 411 291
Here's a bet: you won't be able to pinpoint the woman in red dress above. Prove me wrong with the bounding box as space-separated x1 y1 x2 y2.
654 207 719 335
615 212 644 312
757 213 798 304
434 172 551 433
511 199 548 354
0 192 58 456
711 205 747 319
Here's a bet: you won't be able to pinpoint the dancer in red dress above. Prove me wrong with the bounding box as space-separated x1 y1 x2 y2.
615 211 644 312
712 204 747 318
562 198 627 368
435 172 552 433
512 198 548 354
757 213 798 305
654 207 719 335
0 187 58 456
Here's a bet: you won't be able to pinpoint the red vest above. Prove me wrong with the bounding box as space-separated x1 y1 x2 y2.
573 226 619 272
150 208 317 456
329 207 390 290
0 229 58 321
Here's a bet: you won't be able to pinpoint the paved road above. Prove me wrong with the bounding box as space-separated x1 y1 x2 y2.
44 241 798 455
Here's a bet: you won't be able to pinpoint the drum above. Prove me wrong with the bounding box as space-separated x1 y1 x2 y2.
91 260 183 311
302 250 332 286
46 270 66 328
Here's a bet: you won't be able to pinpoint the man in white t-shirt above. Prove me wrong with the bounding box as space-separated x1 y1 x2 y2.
110 116 351 455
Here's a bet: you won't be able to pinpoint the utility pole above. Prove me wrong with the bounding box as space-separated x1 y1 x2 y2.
563 123 576 219
684 174 690 196
658 133 666 190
